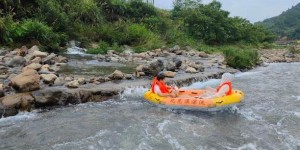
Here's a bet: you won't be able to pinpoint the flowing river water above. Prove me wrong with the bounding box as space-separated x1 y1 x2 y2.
0 63 300 150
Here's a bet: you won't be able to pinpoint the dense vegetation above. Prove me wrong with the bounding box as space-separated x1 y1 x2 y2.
0 0 275 69
256 2 300 40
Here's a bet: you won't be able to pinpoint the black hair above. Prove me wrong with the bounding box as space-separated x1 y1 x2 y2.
157 72 165 80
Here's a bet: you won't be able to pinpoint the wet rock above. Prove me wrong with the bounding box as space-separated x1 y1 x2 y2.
135 71 146 77
32 88 89 106
23 63 42 71
53 77 65 86
30 57 42 64
163 71 176 78
41 74 58 84
96 77 106 83
0 103 18 117
198 51 208 58
42 53 56 64
66 80 79 88
185 67 198 73
77 77 86 85
32 50 48 58
136 65 144 72
0 66 8 75
10 69 40 92
65 77 73 82
166 61 177 71
108 70 125 80
16 46 28 56
0 49 9 55
142 59 164 76
0 84 4 98
125 74 134 80
40 64 50 72
0 93 34 112
53 56 68 63
7 56 26 67
28 45 39 54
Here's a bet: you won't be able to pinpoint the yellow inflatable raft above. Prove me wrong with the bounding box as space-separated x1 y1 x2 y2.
144 89 244 110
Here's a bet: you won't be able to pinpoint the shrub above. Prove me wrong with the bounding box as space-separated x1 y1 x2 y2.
13 19 63 51
222 47 259 69
86 41 122 54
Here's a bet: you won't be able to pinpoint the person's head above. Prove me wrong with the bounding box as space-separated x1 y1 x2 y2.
221 73 234 83
156 72 165 81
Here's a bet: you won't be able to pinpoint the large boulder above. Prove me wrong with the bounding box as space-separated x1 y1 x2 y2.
10 69 40 92
32 88 92 107
108 70 125 80
142 59 164 76
6 56 26 67
0 93 34 112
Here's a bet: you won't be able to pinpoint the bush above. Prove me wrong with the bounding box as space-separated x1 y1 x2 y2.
222 47 259 69
13 19 63 51
86 41 122 54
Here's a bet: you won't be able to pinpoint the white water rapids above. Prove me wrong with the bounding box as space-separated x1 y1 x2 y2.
1 63 300 150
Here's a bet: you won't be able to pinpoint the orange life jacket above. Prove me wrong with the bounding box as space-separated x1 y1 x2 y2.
216 82 232 95
151 77 170 94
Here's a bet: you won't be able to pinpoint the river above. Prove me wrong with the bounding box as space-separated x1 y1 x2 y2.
0 63 299 150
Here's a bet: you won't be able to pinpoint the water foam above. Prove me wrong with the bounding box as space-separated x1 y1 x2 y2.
67 47 87 55
52 130 109 149
225 143 257 150
120 86 149 99
183 79 220 90
0 112 38 126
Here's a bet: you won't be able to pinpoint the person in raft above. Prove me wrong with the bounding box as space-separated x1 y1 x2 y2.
199 73 234 99
151 72 179 98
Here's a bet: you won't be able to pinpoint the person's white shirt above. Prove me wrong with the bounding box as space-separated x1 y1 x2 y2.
154 85 161 94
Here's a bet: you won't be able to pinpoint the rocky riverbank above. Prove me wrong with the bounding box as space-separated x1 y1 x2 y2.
1 45 300 117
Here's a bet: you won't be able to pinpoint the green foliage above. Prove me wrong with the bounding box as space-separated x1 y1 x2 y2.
13 19 64 51
86 41 122 54
257 3 300 39
222 47 260 69
289 46 300 54
0 0 277 54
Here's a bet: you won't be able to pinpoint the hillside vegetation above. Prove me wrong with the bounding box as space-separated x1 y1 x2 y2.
0 0 274 52
257 3 300 40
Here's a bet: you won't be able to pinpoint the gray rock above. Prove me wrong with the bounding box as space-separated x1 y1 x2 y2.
32 88 91 106
7 56 26 67
42 53 57 64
